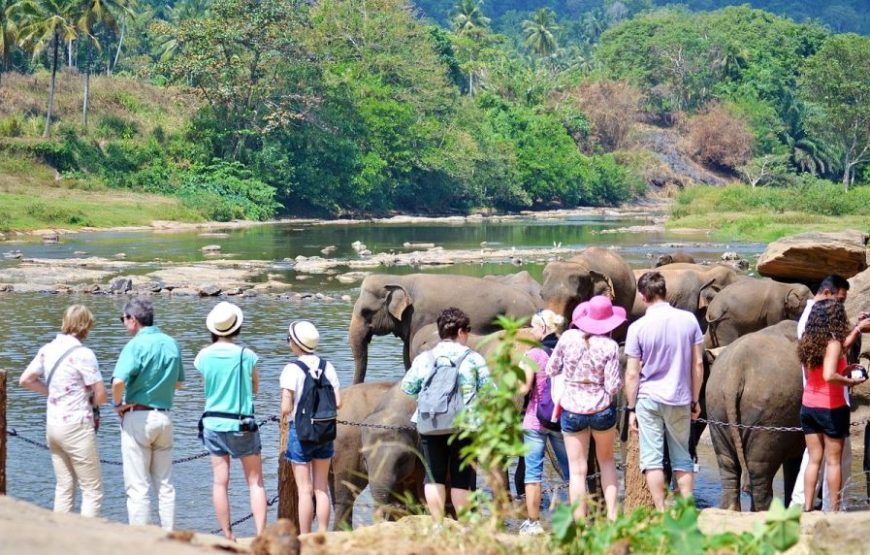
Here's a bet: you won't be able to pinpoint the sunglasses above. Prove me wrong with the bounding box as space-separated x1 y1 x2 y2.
119 314 131 324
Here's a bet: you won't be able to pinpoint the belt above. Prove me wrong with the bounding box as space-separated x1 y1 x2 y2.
128 404 169 412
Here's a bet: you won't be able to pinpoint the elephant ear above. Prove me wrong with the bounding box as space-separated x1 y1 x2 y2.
784 289 805 317
697 278 719 310
590 270 615 301
385 284 413 320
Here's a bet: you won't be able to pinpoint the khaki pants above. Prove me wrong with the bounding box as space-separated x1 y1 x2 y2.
121 410 175 530
46 421 103 517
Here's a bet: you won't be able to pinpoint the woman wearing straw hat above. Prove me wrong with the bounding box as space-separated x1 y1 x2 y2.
546 295 625 521
280 320 341 533
195 301 266 540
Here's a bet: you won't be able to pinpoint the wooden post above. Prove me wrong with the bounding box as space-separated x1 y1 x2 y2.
1 370 6 495
622 432 655 511
277 414 299 528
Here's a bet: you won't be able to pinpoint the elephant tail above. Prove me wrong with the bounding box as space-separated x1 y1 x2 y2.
705 308 729 348
723 373 750 500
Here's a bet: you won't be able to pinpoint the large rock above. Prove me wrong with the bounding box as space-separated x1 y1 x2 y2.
757 230 868 282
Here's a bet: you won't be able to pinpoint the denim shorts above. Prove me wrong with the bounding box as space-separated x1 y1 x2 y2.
800 405 850 439
635 397 693 473
560 404 618 434
523 428 570 483
202 427 262 458
285 424 334 464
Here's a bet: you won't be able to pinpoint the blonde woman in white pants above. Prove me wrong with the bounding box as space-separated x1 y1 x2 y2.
20 305 107 516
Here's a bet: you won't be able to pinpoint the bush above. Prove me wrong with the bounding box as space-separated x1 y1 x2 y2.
177 161 279 221
0 116 23 138
583 154 645 206
24 201 94 226
96 115 140 140
685 102 754 170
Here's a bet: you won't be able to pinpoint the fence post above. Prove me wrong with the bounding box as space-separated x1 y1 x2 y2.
277 413 299 528
622 432 654 511
1 369 6 495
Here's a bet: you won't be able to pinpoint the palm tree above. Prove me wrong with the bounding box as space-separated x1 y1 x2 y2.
451 0 489 36
779 94 839 177
1 0 20 87
522 8 559 58
13 0 77 136
72 0 131 129
152 0 209 63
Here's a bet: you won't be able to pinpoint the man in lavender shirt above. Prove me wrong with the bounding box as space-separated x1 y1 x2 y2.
624 271 704 510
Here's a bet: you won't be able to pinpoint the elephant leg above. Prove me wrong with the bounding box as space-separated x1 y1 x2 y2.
782 456 802 508
331 464 368 529
710 421 741 510
747 458 778 512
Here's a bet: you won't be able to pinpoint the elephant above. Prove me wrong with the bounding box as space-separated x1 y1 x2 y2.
331 381 422 528
331 381 396 528
349 273 540 383
655 252 696 267
704 278 813 349
631 264 743 330
541 247 636 326
483 271 544 307
409 323 538 364
705 320 805 511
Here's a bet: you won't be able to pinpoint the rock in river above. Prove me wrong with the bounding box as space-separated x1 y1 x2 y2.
198 285 222 297
756 230 869 282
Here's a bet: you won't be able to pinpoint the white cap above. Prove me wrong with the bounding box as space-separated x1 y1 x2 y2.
206 302 244 336
288 320 319 353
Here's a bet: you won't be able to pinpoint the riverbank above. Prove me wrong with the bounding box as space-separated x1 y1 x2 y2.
1 494 868 555
668 184 870 242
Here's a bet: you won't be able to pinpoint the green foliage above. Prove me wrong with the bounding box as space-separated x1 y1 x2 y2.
177 161 278 221
95 115 139 139
550 496 800 555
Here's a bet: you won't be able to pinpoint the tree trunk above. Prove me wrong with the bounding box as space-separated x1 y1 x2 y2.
843 161 852 193
277 414 299 528
112 18 126 74
623 431 655 512
44 31 60 138
68 39 72 67
83 41 92 130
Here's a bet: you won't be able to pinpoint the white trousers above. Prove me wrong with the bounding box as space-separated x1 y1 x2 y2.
791 435 852 511
46 421 103 517
121 410 175 530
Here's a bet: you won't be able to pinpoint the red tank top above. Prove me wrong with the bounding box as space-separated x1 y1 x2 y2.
802 356 847 409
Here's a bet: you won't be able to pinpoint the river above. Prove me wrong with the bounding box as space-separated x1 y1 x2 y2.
0 211 836 535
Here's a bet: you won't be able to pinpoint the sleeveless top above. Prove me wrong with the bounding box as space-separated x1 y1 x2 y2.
802 356 847 409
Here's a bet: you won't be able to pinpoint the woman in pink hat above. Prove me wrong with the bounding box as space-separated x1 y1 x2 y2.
546 295 625 521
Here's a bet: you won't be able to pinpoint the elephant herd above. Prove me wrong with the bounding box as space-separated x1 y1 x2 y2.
334 246 821 524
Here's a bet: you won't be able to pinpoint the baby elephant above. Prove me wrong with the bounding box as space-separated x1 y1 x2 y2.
654 252 696 267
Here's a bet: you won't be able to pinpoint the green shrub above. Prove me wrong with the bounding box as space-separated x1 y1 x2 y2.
550 496 800 555
177 161 279 221
24 201 94 226
26 141 79 172
0 116 23 138
96 115 140 140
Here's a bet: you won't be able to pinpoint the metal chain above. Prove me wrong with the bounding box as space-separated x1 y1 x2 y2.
337 419 416 432
696 415 870 433
5 415 282 465
209 494 280 536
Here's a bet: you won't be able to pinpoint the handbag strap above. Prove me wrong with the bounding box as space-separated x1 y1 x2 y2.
45 345 84 389
237 346 253 416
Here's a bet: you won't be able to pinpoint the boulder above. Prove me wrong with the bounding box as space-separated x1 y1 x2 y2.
320 245 337 256
201 244 222 255
846 267 870 324
198 285 222 297
109 277 133 293
250 519 300 555
757 230 869 282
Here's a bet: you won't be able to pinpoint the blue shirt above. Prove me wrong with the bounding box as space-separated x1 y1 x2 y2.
195 343 259 432
113 326 184 409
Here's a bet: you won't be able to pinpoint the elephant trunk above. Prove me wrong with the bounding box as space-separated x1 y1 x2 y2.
350 313 371 384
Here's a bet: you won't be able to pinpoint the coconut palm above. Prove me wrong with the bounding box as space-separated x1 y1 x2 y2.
13 0 78 136
1 0 20 87
152 0 209 63
779 94 839 177
451 0 489 36
522 8 559 58
71 0 132 128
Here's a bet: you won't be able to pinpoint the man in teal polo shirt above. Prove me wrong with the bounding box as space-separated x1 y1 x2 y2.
112 298 184 530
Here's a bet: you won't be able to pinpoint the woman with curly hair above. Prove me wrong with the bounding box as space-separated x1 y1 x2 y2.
798 299 866 512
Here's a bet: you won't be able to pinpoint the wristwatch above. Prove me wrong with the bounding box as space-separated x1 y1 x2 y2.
113 402 123 408
626 407 635 412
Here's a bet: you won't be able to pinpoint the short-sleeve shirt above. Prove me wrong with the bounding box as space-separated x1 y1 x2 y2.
401 341 490 423
279 355 340 421
546 330 622 415
625 302 703 406
113 326 184 409
195 342 259 432
522 347 551 431
25 334 102 426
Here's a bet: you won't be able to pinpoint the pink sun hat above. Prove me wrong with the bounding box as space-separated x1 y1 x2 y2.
570 301 589 329
572 296 626 335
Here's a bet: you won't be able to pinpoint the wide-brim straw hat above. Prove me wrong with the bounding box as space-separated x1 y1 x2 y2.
288 320 319 353
206 301 244 336
572 295 626 335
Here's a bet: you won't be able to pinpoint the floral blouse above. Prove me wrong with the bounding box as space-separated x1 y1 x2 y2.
545 330 621 415
25 334 102 426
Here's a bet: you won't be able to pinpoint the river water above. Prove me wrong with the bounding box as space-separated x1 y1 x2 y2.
0 211 827 535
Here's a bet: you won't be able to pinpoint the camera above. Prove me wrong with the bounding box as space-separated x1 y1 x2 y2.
239 417 259 432
848 364 868 381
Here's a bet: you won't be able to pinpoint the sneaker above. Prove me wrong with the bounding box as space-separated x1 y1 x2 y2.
519 519 545 536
